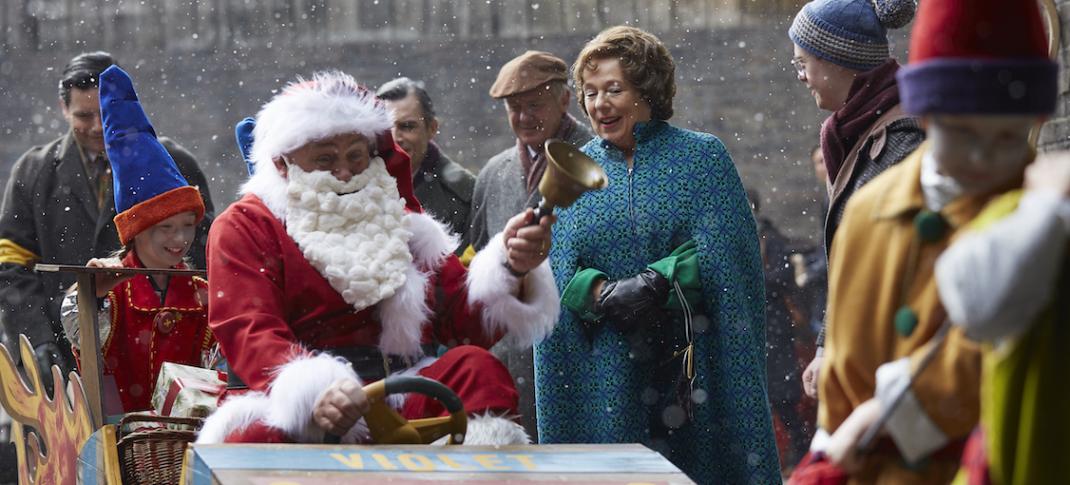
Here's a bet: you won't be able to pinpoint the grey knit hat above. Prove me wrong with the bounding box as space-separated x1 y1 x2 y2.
789 0 916 71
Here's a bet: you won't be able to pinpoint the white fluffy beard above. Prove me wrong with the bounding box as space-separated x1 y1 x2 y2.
284 158 413 313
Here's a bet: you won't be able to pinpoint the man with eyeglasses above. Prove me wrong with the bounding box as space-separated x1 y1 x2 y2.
376 77 475 250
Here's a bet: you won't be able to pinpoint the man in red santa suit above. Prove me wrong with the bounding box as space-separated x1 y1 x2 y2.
196 71 560 445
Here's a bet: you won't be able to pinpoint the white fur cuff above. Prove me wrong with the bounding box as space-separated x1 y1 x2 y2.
265 353 369 444
874 358 949 464
196 392 270 444
463 413 530 446
466 233 559 348
197 355 374 444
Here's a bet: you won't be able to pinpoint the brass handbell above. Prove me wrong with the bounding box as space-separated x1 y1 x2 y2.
533 139 609 220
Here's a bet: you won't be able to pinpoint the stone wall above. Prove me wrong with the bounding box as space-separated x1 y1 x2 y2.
1 0 851 245
0 0 762 50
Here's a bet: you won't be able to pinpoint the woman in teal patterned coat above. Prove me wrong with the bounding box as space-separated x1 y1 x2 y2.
533 26 780 483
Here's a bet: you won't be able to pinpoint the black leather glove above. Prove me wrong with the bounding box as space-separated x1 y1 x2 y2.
594 268 671 334
33 341 71 396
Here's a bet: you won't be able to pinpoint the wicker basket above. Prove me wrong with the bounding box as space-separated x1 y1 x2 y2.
116 413 204 485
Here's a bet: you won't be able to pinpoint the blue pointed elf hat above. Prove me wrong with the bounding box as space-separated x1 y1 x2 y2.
100 65 205 245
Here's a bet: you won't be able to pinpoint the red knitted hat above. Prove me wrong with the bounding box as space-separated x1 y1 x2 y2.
897 0 1056 115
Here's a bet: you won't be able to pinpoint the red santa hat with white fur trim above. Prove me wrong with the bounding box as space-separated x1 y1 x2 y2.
242 70 422 217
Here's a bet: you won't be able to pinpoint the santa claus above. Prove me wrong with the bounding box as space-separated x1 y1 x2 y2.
196 71 559 445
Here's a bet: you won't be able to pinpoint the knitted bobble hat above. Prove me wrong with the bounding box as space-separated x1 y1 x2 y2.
789 0 917 71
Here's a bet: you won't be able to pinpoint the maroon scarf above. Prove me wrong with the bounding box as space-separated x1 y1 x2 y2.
517 114 578 195
820 59 902 183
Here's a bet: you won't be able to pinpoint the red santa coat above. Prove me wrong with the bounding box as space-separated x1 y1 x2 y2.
199 194 559 444
94 252 213 412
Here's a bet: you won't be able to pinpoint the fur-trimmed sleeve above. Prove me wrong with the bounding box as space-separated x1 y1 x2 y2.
420 230 559 351
197 352 369 444
464 233 559 349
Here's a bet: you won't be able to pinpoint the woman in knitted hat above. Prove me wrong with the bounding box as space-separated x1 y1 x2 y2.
60 65 215 414
788 0 924 400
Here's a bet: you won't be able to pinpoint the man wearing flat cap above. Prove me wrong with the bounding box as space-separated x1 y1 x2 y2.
467 50 592 440
468 51 592 252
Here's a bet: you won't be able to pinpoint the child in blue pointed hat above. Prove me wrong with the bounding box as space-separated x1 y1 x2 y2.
60 65 216 414
103 66 206 244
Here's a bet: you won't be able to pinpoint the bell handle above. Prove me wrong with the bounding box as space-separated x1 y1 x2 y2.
530 201 554 226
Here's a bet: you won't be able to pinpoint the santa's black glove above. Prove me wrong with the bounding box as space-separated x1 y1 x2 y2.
33 341 71 396
595 268 670 334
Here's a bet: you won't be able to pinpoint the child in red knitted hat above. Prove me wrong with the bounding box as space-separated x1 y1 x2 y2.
792 0 1057 483
61 65 215 414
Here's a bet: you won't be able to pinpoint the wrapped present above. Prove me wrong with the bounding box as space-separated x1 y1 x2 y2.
152 362 226 420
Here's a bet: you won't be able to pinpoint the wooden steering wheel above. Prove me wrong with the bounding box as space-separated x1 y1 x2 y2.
328 375 468 445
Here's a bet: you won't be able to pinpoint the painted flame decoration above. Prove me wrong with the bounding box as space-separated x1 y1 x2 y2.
0 335 93 485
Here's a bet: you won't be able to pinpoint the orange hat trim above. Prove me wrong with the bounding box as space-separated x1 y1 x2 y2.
113 185 205 245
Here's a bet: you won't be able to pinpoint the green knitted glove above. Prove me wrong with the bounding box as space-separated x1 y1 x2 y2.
646 240 701 310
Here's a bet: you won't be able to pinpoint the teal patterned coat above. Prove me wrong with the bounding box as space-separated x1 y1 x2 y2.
534 121 780 484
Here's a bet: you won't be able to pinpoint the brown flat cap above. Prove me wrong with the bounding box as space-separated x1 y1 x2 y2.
489 50 568 99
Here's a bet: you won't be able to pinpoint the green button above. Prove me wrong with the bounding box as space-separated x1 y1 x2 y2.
895 307 918 337
914 210 947 243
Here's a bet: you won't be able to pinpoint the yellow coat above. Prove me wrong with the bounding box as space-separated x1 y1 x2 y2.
821 143 985 483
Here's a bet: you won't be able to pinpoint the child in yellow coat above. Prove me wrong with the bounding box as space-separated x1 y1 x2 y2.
794 0 1059 483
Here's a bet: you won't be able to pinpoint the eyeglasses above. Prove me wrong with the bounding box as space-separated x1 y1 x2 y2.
791 58 806 77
